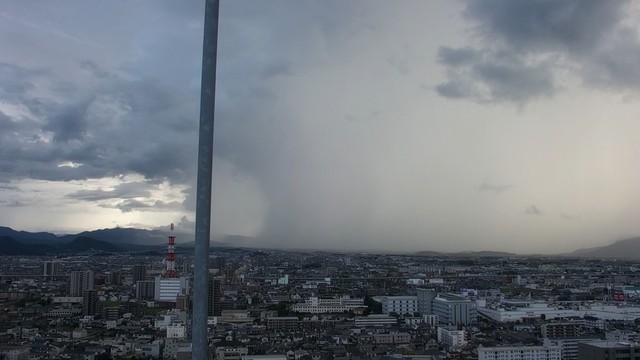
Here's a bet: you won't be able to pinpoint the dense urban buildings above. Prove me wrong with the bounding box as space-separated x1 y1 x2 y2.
2 245 640 359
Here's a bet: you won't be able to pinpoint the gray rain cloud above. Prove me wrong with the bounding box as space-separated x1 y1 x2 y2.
436 0 640 104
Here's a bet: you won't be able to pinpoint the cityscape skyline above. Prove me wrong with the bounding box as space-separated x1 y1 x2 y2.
2 1 640 253
2 246 640 359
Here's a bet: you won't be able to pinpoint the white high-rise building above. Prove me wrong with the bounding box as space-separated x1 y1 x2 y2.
155 276 189 302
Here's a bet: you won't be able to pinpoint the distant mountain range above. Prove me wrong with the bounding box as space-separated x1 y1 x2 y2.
65 236 122 253
1 225 639 258
569 237 640 259
0 226 251 255
0 233 121 255
414 250 518 258
415 238 640 260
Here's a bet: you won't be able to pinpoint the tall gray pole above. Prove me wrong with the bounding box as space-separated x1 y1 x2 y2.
193 0 219 358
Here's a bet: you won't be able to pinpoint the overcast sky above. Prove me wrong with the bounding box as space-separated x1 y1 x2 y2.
2 0 640 253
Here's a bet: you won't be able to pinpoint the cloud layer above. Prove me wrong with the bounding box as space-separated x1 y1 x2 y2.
1 1 640 253
436 0 640 104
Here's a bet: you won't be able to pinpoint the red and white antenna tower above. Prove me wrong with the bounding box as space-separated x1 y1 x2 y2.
163 223 178 278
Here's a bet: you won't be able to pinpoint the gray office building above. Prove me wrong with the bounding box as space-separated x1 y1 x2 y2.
136 280 156 300
578 340 640 360
133 265 148 283
417 288 437 315
432 293 477 325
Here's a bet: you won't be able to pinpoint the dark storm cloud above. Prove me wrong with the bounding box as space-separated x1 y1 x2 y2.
437 48 556 104
524 205 543 216
437 0 640 104
434 79 473 100
43 100 91 143
587 29 640 89
464 0 625 55
0 1 328 217
0 60 199 185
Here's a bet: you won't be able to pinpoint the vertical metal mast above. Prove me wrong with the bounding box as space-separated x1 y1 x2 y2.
193 0 219 358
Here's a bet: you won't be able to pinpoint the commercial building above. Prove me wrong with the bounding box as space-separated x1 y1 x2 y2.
43 261 60 280
69 270 94 297
479 300 640 323
215 342 248 360
165 338 192 360
266 317 299 332
354 314 397 327
107 271 121 285
423 314 439 327
82 289 99 317
432 294 477 325
208 277 222 316
478 345 561 360
241 355 287 360
154 276 189 302
102 306 120 320
417 288 437 315
378 296 418 315
437 327 467 348
541 322 582 338
606 330 639 343
132 265 147 283
167 323 187 339
290 296 365 314
136 280 155 300
217 310 253 325
373 332 411 344
543 335 602 360
578 340 640 360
